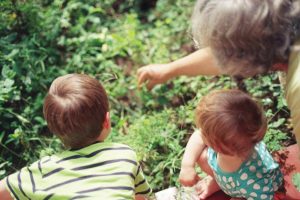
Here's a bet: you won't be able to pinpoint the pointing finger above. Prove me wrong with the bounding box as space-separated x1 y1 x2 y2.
138 71 150 88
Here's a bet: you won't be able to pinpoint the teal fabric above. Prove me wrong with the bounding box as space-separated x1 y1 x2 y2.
207 142 283 200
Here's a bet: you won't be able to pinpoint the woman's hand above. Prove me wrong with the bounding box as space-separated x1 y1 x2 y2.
137 48 221 90
137 64 172 90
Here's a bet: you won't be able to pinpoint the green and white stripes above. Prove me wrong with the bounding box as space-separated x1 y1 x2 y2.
5 142 151 200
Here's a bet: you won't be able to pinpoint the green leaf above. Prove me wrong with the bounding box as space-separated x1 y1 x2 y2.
293 173 300 192
5 49 19 59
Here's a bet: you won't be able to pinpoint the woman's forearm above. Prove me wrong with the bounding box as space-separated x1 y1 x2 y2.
166 47 222 79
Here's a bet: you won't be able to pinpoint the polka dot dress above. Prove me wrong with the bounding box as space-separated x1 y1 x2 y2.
207 142 283 200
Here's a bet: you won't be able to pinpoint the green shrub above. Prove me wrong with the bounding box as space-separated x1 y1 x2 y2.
0 0 292 193
111 108 192 191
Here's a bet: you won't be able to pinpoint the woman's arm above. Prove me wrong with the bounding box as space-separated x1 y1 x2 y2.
137 47 222 90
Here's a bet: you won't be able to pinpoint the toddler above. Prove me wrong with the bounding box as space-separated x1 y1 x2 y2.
179 90 283 200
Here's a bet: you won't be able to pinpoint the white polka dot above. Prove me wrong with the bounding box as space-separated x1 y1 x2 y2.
257 160 262 166
228 177 233 182
222 176 227 182
261 194 267 199
240 188 247 194
256 172 262 179
263 186 269 192
248 197 254 200
247 179 254 185
253 183 260 190
249 165 256 172
231 182 235 188
240 173 248 180
264 178 269 184
250 192 257 197
246 161 251 166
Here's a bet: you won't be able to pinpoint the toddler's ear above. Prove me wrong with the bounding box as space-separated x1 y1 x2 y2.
103 112 110 129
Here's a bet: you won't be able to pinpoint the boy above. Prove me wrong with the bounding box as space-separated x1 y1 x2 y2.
0 74 151 200
179 90 283 200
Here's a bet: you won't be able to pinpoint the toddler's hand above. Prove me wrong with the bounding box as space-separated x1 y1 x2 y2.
179 166 200 187
137 64 171 90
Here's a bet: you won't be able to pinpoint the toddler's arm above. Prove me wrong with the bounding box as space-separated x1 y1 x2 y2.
179 130 207 186
0 179 13 200
137 47 221 90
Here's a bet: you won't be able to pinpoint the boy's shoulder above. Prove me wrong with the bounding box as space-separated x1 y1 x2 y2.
56 142 137 159
105 142 134 149
19 142 137 169
88 142 135 153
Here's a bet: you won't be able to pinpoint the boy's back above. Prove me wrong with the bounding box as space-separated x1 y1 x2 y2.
5 142 150 200
1 74 151 200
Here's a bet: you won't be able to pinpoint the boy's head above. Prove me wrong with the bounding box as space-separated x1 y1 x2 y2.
192 0 299 77
195 89 267 157
43 74 109 149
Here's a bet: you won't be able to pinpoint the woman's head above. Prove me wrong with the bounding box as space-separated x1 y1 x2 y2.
195 90 267 157
192 0 300 77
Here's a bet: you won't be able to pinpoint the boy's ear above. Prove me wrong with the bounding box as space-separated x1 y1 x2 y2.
103 112 110 129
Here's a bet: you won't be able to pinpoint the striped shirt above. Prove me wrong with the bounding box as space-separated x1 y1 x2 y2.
5 142 151 200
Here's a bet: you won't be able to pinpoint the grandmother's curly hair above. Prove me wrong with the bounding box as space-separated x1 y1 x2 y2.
192 0 300 77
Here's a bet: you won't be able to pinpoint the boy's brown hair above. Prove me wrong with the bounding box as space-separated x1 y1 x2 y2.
195 90 267 157
43 74 109 149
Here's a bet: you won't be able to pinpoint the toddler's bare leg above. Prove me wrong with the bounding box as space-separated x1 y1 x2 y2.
195 148 220 199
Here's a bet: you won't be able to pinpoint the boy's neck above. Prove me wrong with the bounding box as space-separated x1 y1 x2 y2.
217 153 247 173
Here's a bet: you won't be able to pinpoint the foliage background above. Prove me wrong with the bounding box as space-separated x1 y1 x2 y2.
0 0 295 192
